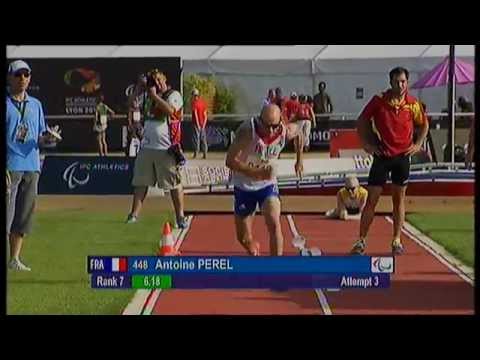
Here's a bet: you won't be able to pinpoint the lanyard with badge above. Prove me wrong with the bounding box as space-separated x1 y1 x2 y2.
12 98 29 143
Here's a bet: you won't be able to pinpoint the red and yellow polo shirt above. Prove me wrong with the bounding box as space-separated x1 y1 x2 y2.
360 90 426 157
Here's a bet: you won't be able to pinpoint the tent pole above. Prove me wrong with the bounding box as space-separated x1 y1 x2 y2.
447 45 456 164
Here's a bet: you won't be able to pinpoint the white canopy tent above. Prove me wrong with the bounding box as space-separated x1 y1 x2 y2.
7 45 475 113
7 44 474 60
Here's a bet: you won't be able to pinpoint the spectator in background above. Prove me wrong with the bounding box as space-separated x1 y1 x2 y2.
6 60 62 271
284 92 300 123
94 94 115 157
466 116 475 169
191 88 209 159
458 96 474 114
325 176 368 221
126 74 147 157
273 87 286 108
263 89 276 106
273 87 288 123
313 81 333 121
170 86 184 151
458 96 474 128
294 95 316 152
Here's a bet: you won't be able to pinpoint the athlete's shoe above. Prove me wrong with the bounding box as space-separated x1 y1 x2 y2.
350 239 366 255
392 242 405 256
177 217 188 230
8 258 31 271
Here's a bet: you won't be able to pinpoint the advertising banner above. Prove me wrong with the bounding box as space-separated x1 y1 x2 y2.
39 157 135 195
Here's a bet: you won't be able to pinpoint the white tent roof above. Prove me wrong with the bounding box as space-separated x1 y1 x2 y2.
7 45 475 60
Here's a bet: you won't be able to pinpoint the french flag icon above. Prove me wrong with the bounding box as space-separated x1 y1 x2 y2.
111 258 127 272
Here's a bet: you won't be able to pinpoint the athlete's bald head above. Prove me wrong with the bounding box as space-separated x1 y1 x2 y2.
261 104 281 124
259 104 282 136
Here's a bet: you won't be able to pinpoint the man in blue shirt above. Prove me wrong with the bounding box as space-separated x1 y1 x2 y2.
6 60 61 271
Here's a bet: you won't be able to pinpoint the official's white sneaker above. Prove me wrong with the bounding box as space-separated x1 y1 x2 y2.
8 258 31 271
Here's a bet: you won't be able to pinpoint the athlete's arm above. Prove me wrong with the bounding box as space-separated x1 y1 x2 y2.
226 124 272 180
286 122 304 179
148 86 175 116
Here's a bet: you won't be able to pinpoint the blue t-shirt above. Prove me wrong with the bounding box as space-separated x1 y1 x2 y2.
6 93 47 172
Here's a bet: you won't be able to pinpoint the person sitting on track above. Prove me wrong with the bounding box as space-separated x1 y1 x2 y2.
325 176 368 221
226 104 304 256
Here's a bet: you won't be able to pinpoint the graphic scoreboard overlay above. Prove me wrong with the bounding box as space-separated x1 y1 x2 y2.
88 256 394 290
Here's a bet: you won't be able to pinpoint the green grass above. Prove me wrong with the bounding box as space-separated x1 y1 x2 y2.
406 212 475 268
7 209 175 315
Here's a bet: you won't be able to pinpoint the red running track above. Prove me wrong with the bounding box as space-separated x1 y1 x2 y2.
292 215 474 315
152 215 474 315
152 215 323 315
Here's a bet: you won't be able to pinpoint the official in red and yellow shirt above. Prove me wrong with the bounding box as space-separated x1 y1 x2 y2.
353 67 430 257
360 89 427 158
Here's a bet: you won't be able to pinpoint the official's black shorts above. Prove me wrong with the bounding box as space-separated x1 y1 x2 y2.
368 154 411 187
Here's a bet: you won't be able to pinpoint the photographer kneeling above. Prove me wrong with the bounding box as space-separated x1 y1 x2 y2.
126 69 187 229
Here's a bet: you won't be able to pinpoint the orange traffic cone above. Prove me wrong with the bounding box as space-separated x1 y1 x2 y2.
158 222 179 256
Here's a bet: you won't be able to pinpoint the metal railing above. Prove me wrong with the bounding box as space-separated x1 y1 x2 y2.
45 112 475 121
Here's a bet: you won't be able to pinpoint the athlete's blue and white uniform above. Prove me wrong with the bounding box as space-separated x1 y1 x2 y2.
232 117 287 217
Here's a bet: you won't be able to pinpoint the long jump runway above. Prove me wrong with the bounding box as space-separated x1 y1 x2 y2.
151 214 474 315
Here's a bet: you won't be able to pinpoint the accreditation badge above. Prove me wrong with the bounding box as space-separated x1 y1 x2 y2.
15 123 29 143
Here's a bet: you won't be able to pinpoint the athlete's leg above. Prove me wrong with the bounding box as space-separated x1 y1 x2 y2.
261 196 283 256
234 214 260 256
234 188 260 256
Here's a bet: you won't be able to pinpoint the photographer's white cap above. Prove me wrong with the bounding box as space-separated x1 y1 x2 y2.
192 88 200 96
8 60 31 74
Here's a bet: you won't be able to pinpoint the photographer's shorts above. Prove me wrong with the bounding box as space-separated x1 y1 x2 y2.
368 154 410 187
132 148 182 190
7 171 40 235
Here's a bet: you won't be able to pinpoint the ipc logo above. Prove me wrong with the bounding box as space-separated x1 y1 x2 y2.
371 257 394 273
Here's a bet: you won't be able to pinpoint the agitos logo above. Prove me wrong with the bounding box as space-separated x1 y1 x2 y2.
63 162 90 189
371 257 394 273
64 68 101 94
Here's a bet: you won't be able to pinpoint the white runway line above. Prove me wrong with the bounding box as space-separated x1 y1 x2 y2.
122 216 194 315
286 215 333 315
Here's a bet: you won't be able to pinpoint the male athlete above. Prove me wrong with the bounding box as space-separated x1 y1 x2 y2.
226 104 304 256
